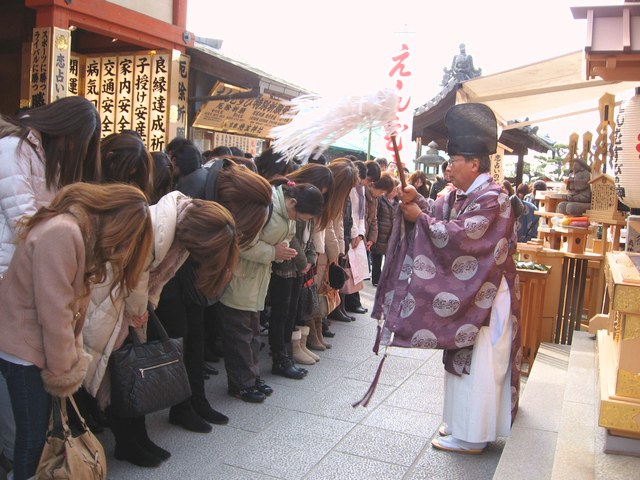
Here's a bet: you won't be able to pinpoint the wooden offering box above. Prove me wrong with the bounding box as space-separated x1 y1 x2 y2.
598 252 640 439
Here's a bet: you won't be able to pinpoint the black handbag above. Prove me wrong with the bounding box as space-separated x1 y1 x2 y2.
108 307 191 417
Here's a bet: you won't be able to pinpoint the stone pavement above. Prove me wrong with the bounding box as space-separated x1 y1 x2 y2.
99 283 508 480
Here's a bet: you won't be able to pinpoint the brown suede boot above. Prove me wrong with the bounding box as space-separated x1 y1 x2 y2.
317 316 331 349
299 326 320 361
292 329 316 365
306 318 326 351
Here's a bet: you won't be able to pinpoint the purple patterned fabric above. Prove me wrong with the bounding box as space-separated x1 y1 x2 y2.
372 178 522 419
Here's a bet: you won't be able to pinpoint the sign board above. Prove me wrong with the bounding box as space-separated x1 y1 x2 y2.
193 81 291 138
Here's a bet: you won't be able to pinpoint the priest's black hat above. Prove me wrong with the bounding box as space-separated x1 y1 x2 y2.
445 103 497 156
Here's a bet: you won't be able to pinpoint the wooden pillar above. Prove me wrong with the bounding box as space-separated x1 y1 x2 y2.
516 153 524 186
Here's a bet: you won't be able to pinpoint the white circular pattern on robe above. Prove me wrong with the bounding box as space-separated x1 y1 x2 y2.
494 238 509 265
451 255 479 281
452 349 473 375
400 293 416 319
432 292 461 317
466 202 481 212
464 215 490 240
455 324 479 348
411 329 438 349
429 223 449 248
514 274 521 300
498 192 511 218
511 386 519 409
413 255 437 279
475 282 497 309
512 314 519 341
399 255 413 281
383 290 395 316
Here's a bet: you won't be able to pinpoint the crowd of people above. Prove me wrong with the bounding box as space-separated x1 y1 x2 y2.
0 96 540 478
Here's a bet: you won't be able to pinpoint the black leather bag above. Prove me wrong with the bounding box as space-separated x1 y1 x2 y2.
108 308 191 418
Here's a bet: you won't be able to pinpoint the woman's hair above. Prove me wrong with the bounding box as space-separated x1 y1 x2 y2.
280 183 324 217
371 173 397 194
101 133 153 198
408 170 430 197
325 158 359 223
283 164 333 229
365 160 381 182
1 96 101 189
255 148 294 180
502 179 515 197
516 183 530 199
20 183 153 297
353 160 367 180
150 151 173 204
176 200 239 298
216 162 273 249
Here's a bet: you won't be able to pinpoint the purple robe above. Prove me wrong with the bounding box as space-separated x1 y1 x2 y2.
372 177 522 420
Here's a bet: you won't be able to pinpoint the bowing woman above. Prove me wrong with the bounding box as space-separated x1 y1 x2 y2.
0 183 153 480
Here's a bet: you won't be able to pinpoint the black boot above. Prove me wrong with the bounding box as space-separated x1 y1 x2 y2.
108 410 162 468
132 416 171 461
191 398 229 425
328 303 353 323
339 295 356 321
272 349 305 379
169 400 213 433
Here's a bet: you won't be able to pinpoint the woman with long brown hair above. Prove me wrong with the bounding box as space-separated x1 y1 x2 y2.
100 132 153 198
0 183 152 480
305 158 359 350
0 96 101 277
86 188 240 467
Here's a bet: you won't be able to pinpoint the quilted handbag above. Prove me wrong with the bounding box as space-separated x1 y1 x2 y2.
36 396 106 479
109 307 191 417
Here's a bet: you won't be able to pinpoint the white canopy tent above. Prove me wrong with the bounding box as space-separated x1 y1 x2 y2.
455 50 637 131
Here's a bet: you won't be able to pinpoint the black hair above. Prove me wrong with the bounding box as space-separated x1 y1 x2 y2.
172 143 202 176
166 137 193 156
212 145 232 157
275 181 324 217
365 160 381 182
353 160 367 180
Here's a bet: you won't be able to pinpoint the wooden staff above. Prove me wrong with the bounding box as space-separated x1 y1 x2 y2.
390 133 407 189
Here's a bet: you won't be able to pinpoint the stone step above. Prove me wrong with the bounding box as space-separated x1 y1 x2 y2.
493 331 640 480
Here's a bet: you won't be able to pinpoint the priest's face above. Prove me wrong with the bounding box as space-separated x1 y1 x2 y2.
447 155 480 192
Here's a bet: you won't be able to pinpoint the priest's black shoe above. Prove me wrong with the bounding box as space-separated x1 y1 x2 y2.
346 305 367 314
169 403 212 433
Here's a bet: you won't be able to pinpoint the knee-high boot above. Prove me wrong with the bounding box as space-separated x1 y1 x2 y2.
306 318 326 351
132 415 171 461
107 410 162 468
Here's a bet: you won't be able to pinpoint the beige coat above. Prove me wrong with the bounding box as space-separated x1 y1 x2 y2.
0 214 91 397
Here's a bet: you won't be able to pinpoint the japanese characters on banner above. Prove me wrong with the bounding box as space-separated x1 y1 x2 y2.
30 27 71 107
491 148 504 184
193 81 291 138
68 56 80 96
84 57 101 109
115 56 134 132
213 132 259 156
133 54 152 142
168 51 190 141
51 29 71 103
384 43 414 167
149 53 169 152
100 56 117 137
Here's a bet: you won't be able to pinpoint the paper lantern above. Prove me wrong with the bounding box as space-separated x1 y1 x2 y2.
614 91 640 209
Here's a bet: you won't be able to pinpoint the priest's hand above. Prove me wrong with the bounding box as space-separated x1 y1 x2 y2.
400 202 422 223
398 185 417 204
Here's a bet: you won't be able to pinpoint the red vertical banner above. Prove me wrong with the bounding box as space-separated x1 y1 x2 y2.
384 43 414 172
